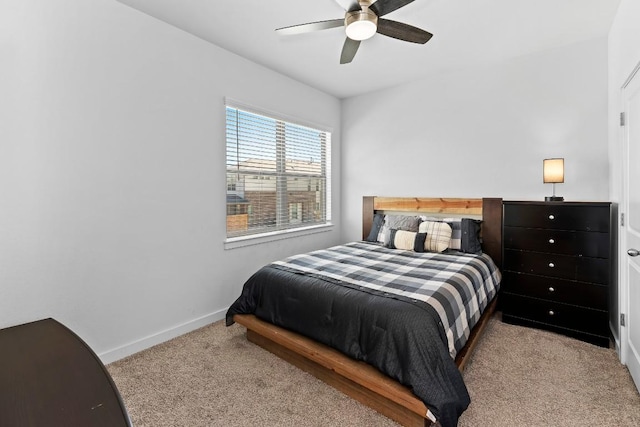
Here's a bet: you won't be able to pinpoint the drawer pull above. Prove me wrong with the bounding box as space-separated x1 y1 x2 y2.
548 287 555 292
548 262 555 268
548 214 555 220
548 238 555 244
548 310 555 316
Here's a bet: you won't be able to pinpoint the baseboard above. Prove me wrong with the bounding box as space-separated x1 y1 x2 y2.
627 343 640 393
100 309 227 365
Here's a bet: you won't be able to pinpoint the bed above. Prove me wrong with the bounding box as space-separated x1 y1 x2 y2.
226 197 503 427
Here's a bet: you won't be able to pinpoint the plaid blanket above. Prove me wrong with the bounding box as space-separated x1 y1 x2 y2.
273 241 501 357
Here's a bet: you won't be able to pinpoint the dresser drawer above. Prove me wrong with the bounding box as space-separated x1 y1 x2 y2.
503 249 609 284
501 271 608 310
501 293 609 337
503 227 610 258
504 204 610 232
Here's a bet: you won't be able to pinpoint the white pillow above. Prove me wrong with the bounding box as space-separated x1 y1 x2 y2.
387 229 428 252
392 230 417 251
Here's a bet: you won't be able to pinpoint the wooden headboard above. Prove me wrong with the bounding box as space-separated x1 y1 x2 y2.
362 197 503 268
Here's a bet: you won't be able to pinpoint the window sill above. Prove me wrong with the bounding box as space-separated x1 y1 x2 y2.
224 223 334 250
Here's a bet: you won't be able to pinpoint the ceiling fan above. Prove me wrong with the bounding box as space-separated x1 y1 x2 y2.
275 0 433 64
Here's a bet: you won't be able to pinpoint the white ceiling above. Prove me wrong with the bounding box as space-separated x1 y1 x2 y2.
115 0 621 99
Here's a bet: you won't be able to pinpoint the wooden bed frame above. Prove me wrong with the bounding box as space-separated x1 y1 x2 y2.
234 197 503 427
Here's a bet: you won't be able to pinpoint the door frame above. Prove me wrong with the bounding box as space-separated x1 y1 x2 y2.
619 60 640 369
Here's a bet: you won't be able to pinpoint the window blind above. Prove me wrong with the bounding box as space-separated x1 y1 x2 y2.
225 103 331 238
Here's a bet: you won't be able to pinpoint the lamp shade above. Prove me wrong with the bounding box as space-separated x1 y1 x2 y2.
543 158 564 183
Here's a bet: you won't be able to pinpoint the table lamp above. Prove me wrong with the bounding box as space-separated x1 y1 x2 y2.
543 158 564 201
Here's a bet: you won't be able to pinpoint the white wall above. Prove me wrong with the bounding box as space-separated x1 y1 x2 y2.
341 38 609 242
0 0 341 363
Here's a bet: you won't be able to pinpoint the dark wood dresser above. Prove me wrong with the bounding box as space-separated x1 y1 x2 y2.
501 201 613 347
0 318 132 427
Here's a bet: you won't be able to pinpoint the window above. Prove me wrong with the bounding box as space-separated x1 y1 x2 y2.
225 102 331 239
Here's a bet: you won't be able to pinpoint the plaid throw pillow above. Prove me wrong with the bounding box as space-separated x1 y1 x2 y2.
418 221 452 252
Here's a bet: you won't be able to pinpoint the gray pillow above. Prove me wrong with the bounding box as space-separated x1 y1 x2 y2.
460 218 482 254
379 215 421 244
387 215 421 231
366 213 385 242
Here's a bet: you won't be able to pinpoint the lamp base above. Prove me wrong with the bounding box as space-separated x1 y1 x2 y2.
545 196 564 202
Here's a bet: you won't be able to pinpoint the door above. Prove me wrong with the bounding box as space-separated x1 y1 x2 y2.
622 68 640 391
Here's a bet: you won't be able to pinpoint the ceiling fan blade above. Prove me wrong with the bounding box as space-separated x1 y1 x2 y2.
334 0 362 12
369 0 415 17
377 18 433 44
276 19 344 36
340 37 361 64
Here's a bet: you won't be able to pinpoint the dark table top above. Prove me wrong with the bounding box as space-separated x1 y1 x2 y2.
0 318 131 427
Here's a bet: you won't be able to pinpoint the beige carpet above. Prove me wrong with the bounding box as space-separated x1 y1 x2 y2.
107 314 640 427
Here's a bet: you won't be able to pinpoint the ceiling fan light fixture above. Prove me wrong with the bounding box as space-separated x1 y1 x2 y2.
345 9 378 41
276 0 432 64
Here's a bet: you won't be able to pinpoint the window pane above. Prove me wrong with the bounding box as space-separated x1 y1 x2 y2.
226 106 330 238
